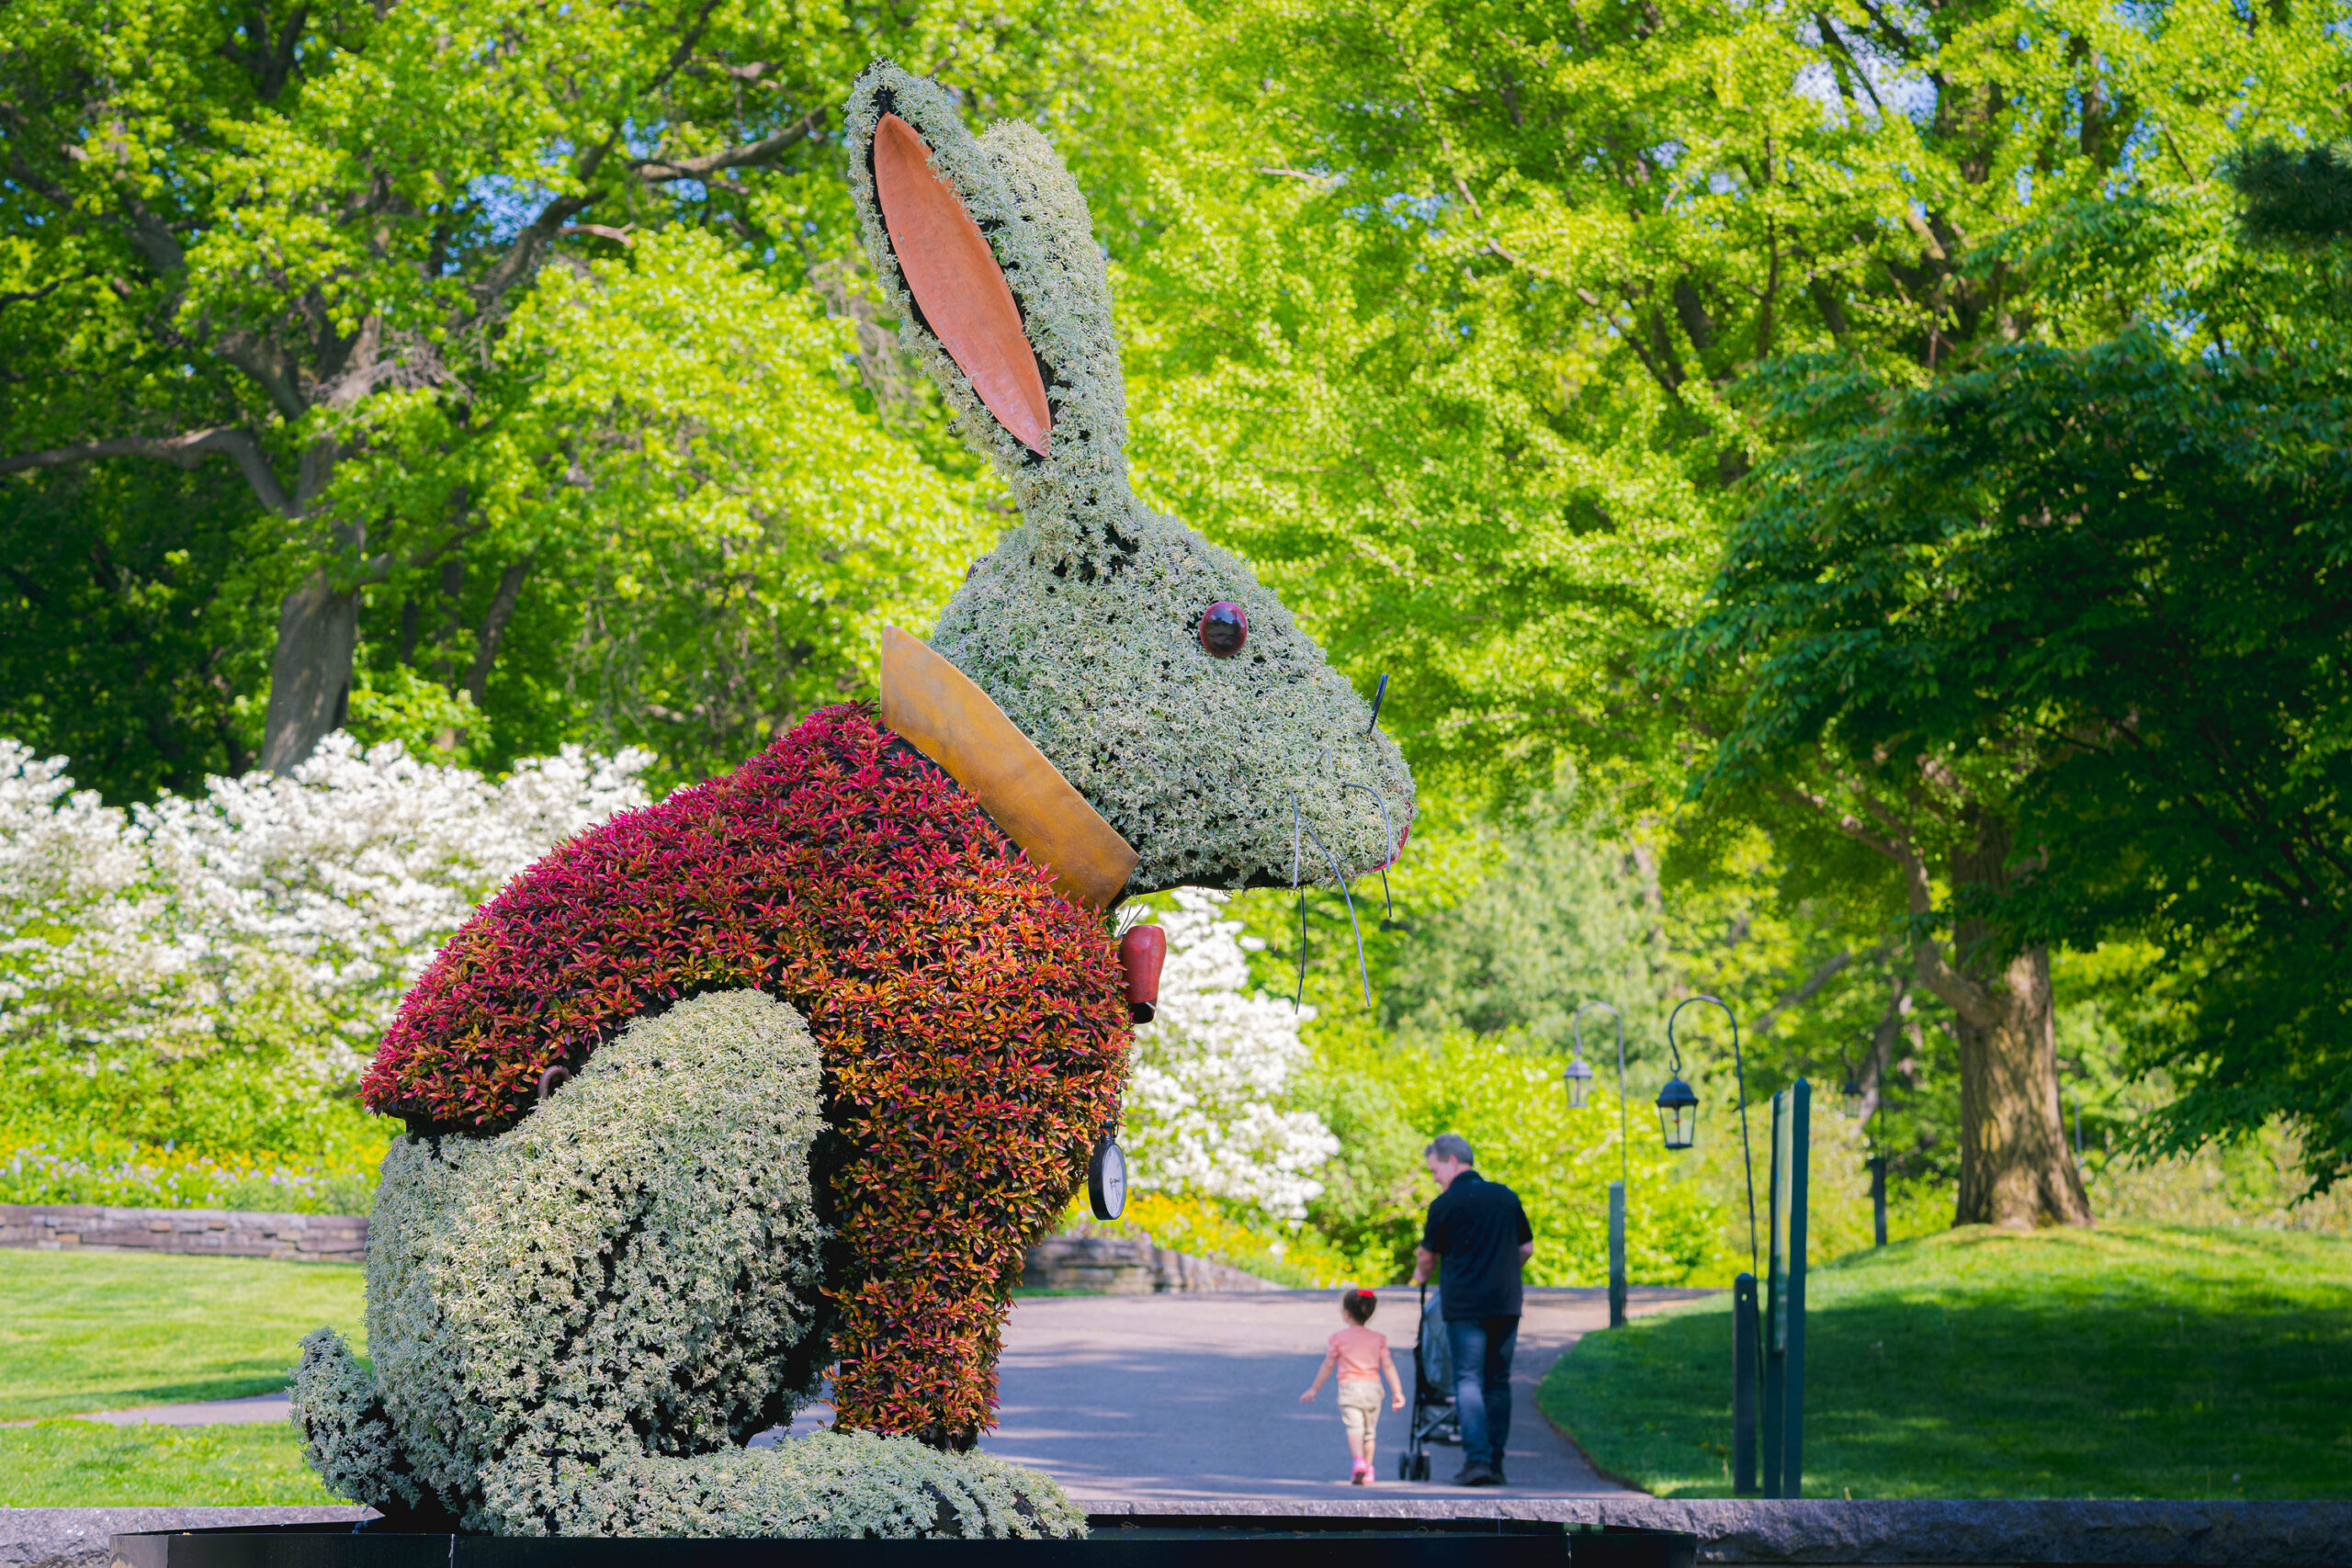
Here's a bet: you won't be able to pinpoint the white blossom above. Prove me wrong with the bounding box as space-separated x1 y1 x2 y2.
1123 889 1339 1220
0 736 650 1080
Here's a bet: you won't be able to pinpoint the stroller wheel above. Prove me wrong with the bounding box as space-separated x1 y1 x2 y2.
1396 1451 1412 1481
1412 1452 1432 1481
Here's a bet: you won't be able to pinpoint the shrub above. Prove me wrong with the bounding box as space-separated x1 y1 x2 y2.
1123 890 1337 1221
0 736 648 1167
1308 1022 1722 1286
0 1133 384 1214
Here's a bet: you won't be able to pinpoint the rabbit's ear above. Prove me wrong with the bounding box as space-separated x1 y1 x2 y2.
871 111 1050 456
846 64 1129 541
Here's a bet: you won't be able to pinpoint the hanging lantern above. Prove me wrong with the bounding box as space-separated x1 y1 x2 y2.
1563 1055 1594 1111
1842 1076 1864 1120
1655 1074 1699 1150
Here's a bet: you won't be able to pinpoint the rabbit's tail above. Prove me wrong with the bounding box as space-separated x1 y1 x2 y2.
291 1326 451 1521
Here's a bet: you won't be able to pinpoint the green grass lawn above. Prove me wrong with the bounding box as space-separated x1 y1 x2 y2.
0 1248 364 1418
0 1249 366 1506
1539 1224 2352 1499
0 1420 340 1506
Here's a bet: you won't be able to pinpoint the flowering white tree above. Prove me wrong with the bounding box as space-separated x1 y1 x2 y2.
0 736 650 1080
1123 889 1339 1220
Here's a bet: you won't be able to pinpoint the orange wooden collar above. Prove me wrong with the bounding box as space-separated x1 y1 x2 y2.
878 627 1137 910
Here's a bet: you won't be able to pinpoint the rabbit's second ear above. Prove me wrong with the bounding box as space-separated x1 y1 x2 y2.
872 113 1051 457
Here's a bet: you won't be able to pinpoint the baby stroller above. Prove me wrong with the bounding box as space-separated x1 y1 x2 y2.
1396 1280 1460 1481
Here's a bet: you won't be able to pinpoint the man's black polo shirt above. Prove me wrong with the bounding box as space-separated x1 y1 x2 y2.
1422 1170 1534 1322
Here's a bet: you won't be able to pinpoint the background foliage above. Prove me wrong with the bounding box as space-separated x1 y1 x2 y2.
5 0 2350 1255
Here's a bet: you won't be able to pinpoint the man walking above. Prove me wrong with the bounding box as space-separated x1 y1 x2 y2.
1409 1133 1533 1487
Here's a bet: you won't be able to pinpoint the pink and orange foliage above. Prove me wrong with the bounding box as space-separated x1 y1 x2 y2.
362 704 1129 1439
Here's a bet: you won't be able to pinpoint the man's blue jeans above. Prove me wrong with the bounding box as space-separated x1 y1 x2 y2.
1444 1314 1520 1473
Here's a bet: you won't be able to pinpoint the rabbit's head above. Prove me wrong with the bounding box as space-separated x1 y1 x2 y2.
844 64 1413 896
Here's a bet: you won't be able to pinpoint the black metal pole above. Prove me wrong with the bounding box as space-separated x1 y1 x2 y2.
1668 998 1758 1279
1574 1001 1632 1328
1733 1272 1759 1496
1869 1154 1888 1248
1608 1180 1627 1328
1668 996 1760 1497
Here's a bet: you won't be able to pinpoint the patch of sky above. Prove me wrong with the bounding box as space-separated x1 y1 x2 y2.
622 119 666 161
1800 6 1937 126
2104 118 2165 197
466 174 559 246
1791 60 1849 127
1341 189 1448 231
2016 168 2034 207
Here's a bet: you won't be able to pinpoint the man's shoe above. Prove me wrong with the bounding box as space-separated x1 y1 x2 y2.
1453 1463 1500 1487
1491 1468 1509 1485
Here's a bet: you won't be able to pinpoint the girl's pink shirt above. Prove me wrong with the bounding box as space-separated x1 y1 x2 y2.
1327 1325 1392 1382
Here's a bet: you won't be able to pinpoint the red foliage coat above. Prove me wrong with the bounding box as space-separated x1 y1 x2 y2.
361 705 1130 1440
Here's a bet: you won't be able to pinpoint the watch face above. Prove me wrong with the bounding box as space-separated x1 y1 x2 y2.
1090 1137 1127 1221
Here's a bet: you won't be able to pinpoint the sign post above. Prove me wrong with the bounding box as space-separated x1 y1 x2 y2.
1762 1078 1810 1498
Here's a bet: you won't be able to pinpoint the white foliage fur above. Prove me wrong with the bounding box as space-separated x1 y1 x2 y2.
842 65 1415 895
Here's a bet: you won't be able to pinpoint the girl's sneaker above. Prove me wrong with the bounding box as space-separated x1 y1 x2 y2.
1351 1459 1370 1485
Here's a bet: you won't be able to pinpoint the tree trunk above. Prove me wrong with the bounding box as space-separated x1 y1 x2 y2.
258 568 359 774
257 445 361 776
1947 818 2092 1228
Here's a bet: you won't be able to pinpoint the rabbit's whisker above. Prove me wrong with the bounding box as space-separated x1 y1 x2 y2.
1290 795 1307 1011
1293 795 1372 1010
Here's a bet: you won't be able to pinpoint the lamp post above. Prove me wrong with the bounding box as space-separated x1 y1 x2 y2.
1662 994 1761 1496
1569 1001 1632 1327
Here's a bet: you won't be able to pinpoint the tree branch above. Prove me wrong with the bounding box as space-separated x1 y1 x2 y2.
631 110 824 183
1770 777 2000 1027
1749 945 1870 1037
465 557 534 702
0 427 291 513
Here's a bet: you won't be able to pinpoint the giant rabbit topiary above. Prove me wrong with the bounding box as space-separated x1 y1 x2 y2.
291 61 1413 1538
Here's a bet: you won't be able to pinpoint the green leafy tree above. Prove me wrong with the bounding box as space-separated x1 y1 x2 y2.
1080 0 2348 1223
1669 331 2352 1202
0 460 276 796
1 0 1077 781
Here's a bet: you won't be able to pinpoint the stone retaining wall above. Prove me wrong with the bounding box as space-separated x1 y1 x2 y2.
0 1205 1279 1291
0 1205 367 1261
1020 1235 1281 1293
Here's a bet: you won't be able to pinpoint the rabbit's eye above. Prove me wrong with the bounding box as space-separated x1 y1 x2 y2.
1199 602 1249 658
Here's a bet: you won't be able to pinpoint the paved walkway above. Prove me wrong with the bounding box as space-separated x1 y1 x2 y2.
974 1285 1707 1499
51 1284 1711 1500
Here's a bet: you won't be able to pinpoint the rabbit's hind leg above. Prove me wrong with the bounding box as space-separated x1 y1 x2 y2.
366 987 832 1534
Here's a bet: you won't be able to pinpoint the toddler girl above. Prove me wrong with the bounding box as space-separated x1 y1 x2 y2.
1299 1287 1407 1484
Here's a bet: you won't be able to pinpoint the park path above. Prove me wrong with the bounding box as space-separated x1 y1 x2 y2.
58 1283 1711 1499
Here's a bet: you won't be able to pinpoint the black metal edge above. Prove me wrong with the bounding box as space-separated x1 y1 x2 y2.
1085 1515 1568 1537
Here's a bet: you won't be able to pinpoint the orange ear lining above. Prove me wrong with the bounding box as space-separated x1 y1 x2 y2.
872 113 1052 457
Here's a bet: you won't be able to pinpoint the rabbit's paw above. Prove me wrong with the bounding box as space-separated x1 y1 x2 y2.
290 1326 439 1516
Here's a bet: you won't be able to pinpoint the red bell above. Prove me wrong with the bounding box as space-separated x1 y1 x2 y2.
1119 926 1167 1024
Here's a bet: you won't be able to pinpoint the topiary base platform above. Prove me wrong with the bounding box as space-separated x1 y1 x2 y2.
109 1517 1691 1568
